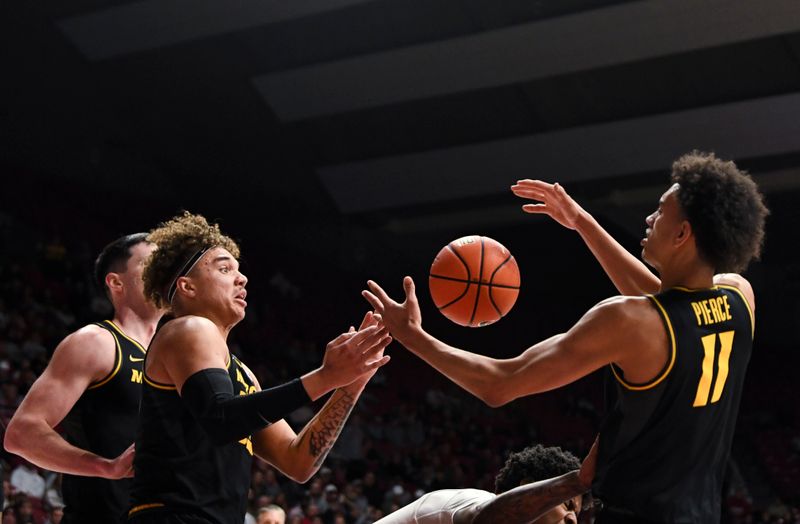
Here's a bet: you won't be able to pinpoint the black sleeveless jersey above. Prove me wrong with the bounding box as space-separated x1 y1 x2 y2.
130 354 256 524
593 286 754 523
60 320 147 524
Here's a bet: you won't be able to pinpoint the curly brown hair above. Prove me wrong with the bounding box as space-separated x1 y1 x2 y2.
671 151 769 273
143 212 240 309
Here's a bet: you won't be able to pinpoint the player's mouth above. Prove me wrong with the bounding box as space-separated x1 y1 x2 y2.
641 229 651 246
234 289 247 307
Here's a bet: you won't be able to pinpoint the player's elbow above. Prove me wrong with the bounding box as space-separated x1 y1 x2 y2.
4 418 29 456
481 386 514 408
284 466 316 484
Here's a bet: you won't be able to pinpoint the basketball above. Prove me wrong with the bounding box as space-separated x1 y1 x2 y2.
428 235 520 327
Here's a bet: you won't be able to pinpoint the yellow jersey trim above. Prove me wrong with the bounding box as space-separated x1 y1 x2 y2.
716 284 755 339
129 503 165 516
143 373 177 391
611 294 676 391
88 329 122 390
104 320 147 354
672 285 719 292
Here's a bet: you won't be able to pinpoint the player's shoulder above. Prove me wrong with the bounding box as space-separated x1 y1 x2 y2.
591 295 658 324
48 323 117 374
159 315 218 338
155 315 224 352
714 273 756 311
58 323 116 353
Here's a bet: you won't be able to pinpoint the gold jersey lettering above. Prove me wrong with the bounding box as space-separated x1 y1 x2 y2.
131 369 143 384
709 299 722 323
691 302 704 325
691 296 734 326
721 295 732 321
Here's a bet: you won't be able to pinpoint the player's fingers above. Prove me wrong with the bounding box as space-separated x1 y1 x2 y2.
362 290 385 314
362 335 392 358
357 311 374 330
365 354 391 371
349 325 385 347
403 276 418 304
511 188 546 201
514 179 555 191
522 204 550 214
330 331 354 345
356 327 389 350
367 280 395 305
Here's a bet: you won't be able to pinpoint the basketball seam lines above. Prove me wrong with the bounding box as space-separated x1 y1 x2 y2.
437 243 473 311
488 253 513 317
429 274 520 289
469 238 485 326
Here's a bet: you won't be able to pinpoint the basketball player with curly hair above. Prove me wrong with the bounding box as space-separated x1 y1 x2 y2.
129 212 391 524
375 443 594 524
366 151 768 523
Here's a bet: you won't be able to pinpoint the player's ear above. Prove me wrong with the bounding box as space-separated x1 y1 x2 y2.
675 220 692 248
105 273 123 295
176 276 197 299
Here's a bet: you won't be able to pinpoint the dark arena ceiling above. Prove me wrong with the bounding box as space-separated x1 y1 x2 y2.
3 1 799 286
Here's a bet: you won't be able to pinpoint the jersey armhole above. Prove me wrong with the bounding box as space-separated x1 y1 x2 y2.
610 295 676 391
87 325 122 390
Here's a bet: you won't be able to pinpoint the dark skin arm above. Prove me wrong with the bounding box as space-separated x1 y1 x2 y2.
466 439 597 524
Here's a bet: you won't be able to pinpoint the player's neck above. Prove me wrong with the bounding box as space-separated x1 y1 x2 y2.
659 261 715 292
172 303 234 341
112 306 161 347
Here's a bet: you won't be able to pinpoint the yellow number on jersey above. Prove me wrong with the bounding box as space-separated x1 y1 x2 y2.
693 331 734 407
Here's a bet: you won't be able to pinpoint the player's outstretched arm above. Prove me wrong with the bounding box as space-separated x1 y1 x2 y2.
163 315 390 447
365 278 640 407
4 327 135 479
252 312 391 482
512 180 660 295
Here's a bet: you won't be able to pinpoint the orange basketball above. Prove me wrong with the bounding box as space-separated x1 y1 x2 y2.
429 235 520 327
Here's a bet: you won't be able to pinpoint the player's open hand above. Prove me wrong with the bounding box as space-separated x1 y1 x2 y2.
511 180 583 230
362 277 422 345
320 322 391 390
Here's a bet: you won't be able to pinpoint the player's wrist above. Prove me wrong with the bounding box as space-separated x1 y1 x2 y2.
573 208 594 234
95 456 116 478
399 326 429 352
301 367 330 401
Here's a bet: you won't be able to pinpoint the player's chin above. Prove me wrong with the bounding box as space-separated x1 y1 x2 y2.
231 302 247 320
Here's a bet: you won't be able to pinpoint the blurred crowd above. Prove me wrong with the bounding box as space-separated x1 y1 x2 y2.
0 212 798 524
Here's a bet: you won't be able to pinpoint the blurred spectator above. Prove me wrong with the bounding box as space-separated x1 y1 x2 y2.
9 462 45 500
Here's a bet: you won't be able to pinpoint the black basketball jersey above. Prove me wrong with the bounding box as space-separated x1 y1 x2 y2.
593 285 754 523
60 320 147 524
130 354 256 524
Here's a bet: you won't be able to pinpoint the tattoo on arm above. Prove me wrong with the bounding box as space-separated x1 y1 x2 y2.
308 389 356 467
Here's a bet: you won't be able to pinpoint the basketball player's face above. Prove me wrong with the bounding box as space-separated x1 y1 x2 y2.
641 183 683 270
191 247 248 324
532 494 581 524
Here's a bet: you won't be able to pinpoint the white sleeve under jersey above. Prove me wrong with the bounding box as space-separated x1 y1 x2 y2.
373 489 495 524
